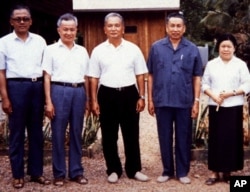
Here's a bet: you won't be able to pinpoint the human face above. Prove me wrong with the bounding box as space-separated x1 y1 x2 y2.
104 16 124 40
10 9 32 35
166 17 186 41
57 20 77 46
219 40 235 61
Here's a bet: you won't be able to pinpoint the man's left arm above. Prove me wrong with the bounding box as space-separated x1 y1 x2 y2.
192 76 201 118
84 75 90 116
136 74 146 112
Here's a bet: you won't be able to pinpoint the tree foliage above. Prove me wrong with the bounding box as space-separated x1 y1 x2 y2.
202 0 250 66
180 0 207 44
181 0 250 67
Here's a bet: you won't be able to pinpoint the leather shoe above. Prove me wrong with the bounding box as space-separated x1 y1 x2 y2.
13 178 24 189
205 177 219 185
70 175 88 185
30 176 51 185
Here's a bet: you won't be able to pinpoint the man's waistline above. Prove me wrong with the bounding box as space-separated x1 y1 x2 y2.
51 81 84 88
101 84 135 91
7 77 43 82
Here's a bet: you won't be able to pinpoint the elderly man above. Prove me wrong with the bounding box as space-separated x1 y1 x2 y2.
42 13 89 186
147 12 203 184
88 12 149 183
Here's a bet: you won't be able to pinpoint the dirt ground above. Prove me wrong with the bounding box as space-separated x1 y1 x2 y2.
0 107 250 192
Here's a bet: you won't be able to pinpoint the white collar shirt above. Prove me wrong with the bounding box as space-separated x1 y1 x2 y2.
0 31 46 78
88 38 148 88
42 39 89 83
202 56 250 106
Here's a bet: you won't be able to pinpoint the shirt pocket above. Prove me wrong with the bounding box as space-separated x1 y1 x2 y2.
180 55 195 74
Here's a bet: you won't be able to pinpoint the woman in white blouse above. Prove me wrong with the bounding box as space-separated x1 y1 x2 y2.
202 34 250 185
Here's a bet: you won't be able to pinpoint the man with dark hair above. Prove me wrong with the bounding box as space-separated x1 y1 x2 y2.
147 12 203 184
42 13 89 187
0 4 50 189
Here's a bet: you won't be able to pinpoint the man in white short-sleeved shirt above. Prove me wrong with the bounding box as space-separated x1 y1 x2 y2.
42 13 89 187
0 4 50 189
88 12 149 184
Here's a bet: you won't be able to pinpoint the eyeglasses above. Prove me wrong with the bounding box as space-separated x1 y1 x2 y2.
11 17 31 23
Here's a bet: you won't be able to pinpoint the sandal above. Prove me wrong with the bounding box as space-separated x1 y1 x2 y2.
70 175 88 184
53 177 64 186
205 172 219 185
13 178 24 189
30 176 51 185
205 177 219 185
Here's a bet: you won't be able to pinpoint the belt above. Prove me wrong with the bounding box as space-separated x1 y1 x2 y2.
7 77 43 82
101 84 135 91
52 82 84 88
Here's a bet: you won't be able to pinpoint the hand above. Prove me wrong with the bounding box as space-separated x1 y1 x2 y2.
219 91 232 99
1 98 12 114
212 94 224 106
191 102 199 119
148 100 155 116
136 98 145 112
45 103 55 120
91 101 100 116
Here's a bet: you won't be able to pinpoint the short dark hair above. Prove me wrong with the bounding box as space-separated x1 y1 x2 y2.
166 11 186 24
215 33 237 52
10 4 31 18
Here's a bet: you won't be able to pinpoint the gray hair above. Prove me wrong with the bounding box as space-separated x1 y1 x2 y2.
57 13 78 27
104 12 124 25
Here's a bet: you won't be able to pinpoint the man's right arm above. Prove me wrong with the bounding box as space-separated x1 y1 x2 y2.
0 70 12 114
147 73 155 116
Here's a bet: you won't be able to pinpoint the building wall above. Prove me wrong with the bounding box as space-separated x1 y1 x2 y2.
76 11 167 60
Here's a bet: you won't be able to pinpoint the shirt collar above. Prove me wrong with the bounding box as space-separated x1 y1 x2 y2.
12 30 32 42
218 55 236 63
57 39 77 49
163 36 189 49
105 38 125 48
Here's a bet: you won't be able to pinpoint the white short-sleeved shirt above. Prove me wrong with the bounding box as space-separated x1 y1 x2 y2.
88 39 148 88
42 39 89 83
0 31 46 78
202 56 250 107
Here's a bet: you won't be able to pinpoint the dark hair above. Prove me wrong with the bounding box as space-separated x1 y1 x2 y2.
215 34 237 52
166 11 186 24
10 4 31 18
57 13 78 27
104 12 124 25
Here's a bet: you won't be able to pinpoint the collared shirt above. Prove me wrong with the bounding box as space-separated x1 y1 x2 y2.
42 39 89 83
0 31 46 78
147 37 203 108
88 38 148 88
202 56 250 107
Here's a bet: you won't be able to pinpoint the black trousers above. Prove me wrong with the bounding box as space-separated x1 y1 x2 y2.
208 105 244 172
98 85 142 178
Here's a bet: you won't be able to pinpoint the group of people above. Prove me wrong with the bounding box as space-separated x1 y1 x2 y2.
0 4 249 190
